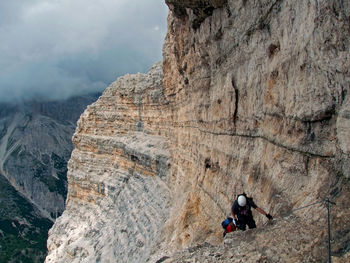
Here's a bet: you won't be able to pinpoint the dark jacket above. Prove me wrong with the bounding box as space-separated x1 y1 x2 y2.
231 195 257 219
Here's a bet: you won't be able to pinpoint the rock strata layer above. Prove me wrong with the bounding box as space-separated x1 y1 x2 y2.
47 0 350 262
46 63 172 263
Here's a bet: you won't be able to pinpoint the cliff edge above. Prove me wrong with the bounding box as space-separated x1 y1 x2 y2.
46 0 350 262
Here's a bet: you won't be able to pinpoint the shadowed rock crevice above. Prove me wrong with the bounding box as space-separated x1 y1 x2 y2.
166 0 227 29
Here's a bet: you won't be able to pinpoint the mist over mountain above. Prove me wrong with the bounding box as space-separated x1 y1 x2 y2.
0 0 168 102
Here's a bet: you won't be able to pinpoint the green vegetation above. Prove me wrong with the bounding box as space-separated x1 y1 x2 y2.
0 174 53 263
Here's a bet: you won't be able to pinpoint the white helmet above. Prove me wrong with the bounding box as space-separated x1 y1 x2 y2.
238 195 247 206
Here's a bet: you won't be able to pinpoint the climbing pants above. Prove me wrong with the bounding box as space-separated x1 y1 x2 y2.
237 216 256 231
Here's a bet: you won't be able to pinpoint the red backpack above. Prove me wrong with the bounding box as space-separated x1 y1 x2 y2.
221 217 237 236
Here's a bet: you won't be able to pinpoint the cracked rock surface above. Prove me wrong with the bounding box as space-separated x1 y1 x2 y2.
47 0 350 262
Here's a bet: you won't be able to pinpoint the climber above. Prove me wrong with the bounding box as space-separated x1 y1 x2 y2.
231 193 273 231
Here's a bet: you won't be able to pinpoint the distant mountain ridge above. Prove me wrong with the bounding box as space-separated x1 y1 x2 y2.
0 93 100 262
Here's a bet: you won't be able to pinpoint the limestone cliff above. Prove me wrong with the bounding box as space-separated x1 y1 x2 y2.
46 0 350 262
46 64 172 263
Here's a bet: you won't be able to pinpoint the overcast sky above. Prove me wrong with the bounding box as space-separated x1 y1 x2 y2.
0 0 168 102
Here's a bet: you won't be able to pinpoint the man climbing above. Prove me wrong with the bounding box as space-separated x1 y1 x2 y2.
232 193 273 231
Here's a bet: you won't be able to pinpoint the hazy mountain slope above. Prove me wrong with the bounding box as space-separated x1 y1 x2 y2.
0 93 100 262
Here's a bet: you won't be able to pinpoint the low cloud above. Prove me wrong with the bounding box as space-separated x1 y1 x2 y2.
0 0 168 102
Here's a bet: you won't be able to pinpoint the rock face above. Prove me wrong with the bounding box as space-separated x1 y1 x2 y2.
46 64 172 263
46 0 350 262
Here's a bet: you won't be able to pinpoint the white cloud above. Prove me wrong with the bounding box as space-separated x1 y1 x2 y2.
0 0 168 102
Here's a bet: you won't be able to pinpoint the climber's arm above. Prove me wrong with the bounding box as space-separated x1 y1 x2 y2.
256 207 273 220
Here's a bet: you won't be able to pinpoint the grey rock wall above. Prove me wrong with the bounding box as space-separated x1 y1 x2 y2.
47 0 350 262
46 63 173 263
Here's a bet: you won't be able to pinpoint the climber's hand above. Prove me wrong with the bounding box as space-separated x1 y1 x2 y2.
266 213 273 220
